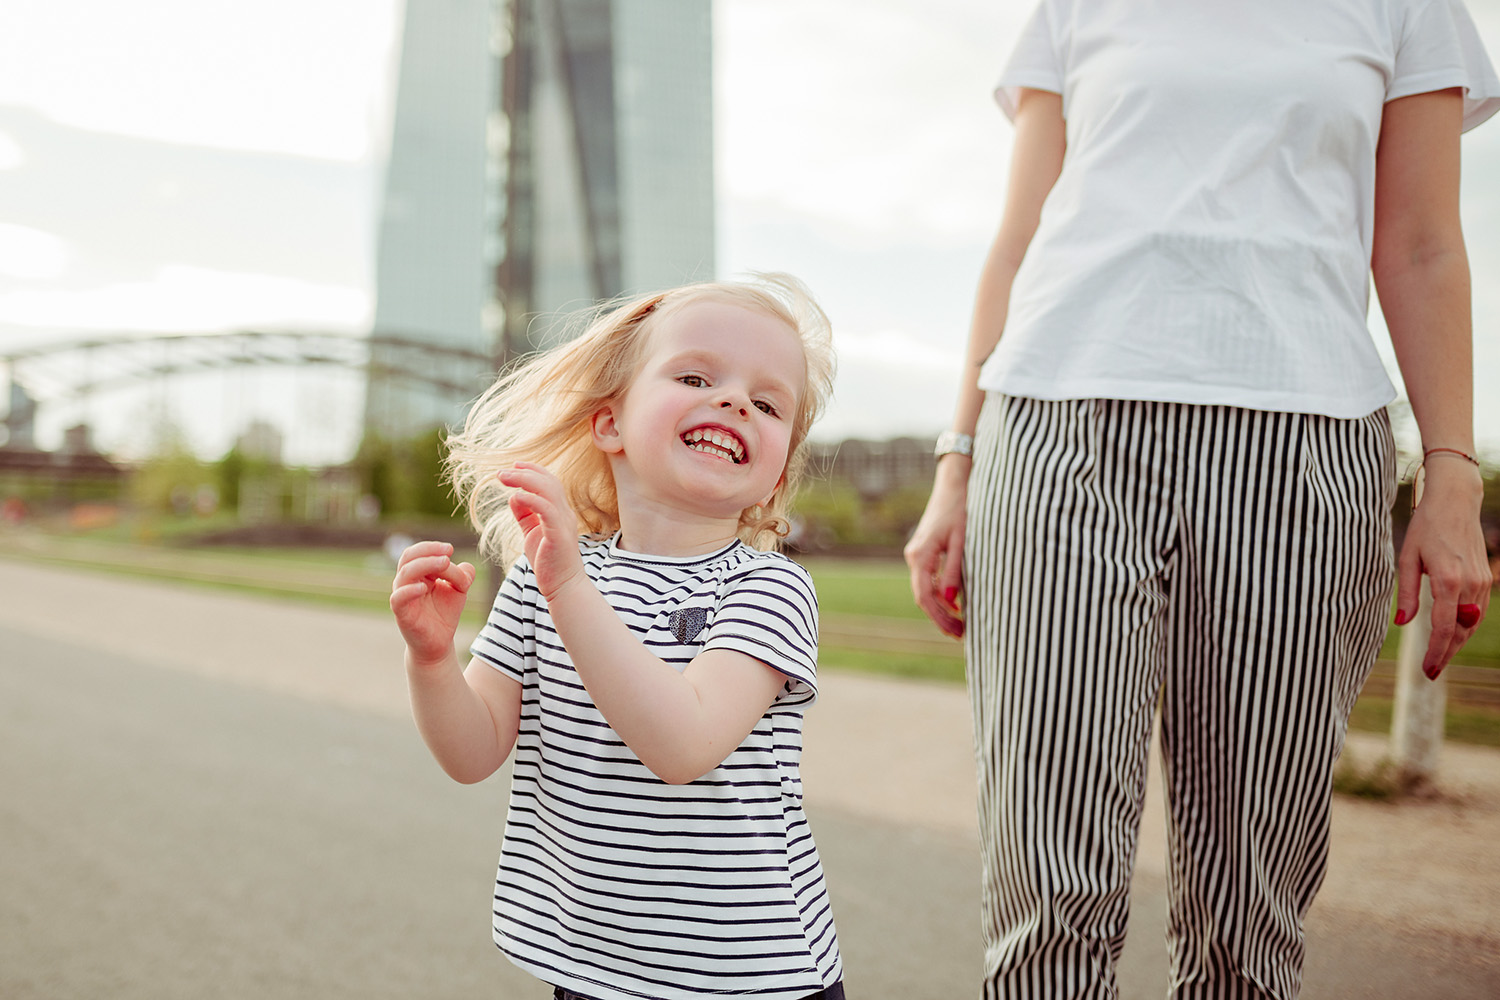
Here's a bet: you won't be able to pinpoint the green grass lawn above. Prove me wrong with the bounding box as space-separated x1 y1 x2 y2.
798 556 930 621
4 529 1496 743
1377 603 1500 663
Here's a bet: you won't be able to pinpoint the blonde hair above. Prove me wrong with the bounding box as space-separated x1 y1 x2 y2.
447 273 835 565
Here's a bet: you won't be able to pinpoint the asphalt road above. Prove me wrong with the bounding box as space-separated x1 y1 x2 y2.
0 625 987 999
1 561 1496 998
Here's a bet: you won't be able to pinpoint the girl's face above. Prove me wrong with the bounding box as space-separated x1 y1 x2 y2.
592 299 806 525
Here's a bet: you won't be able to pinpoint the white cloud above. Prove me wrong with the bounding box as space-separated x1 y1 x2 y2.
0 129 21 169
834 327 964 371
809 326 965 442
0 265 370 334
0 223 70 280
0 0 401 161
716 0 1022 245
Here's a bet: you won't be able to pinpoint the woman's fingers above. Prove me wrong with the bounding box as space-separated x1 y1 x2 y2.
1392 548 1422 627
1420 563 1491 679
904 540 965 638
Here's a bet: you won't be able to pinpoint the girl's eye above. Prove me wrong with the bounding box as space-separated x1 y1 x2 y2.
754 400 779 417
678 375 707 388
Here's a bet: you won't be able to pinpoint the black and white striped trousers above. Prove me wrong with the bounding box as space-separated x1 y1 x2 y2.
963 396 1395 1000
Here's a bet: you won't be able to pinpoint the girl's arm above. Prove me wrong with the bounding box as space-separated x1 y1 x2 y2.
1372 88 1492 678
391 541 523 783
501 464 789 785
905 88 1066 636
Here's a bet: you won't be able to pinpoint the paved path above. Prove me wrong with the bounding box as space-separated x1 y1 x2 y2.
1 558 1496 997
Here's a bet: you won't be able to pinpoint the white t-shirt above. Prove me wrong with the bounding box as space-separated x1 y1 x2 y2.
470 534 841 1000
979 0 1500 417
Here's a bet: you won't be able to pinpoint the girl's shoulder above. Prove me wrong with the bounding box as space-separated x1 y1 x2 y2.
718 545 818 595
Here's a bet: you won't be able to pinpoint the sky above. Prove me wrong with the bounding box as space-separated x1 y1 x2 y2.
0 0 1497 466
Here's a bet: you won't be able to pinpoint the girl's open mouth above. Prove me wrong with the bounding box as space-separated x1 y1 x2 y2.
682 427 745 463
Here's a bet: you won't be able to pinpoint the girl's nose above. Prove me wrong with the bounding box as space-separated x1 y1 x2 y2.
718 398 749 417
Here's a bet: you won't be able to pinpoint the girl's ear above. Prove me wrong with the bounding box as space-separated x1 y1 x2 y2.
591 404 624 454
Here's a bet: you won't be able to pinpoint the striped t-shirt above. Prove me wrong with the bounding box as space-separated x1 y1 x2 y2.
470 533 842 1000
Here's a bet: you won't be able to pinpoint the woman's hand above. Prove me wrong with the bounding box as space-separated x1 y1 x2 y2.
1394 462 1490 678
390 541 476 667
500 462 585 603
904 456 971 638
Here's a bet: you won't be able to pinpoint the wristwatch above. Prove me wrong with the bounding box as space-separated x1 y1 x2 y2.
933 430 974 460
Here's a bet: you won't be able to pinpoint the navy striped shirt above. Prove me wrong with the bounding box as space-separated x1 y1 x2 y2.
470 533 842 1000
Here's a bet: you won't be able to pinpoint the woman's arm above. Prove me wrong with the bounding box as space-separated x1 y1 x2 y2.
905 88 1066 636
500 464 789 785
1372 87 1491 677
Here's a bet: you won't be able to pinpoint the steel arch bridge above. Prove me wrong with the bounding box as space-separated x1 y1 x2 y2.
1 329 502 445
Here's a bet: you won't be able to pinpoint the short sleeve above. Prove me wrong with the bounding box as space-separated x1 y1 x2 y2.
994 0 1064 122
469 559 534 682
701 557 820 705
1390 0 1500 132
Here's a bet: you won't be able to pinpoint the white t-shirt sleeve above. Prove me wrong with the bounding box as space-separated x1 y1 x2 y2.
995 0 1064 121
469 558 533 681
1389 0 1500 131
701 558 820 706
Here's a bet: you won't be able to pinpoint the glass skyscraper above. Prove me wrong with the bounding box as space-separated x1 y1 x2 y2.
365 0 716 440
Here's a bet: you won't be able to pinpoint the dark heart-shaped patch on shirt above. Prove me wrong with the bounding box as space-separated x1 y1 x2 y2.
667 606 709 645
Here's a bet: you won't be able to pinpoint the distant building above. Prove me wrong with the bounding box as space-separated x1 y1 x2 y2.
807 436 938 500
0 421 124 511
235 419 284 464
364 0 497 441
365 0 716 441
4 378 36 450
496 0 716 355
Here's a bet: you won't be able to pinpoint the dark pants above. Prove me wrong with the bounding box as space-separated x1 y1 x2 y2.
554 982 845 1000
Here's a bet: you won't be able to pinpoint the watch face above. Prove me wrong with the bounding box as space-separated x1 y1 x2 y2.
935 431 973 458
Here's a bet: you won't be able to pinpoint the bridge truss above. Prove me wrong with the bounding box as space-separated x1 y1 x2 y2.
1 330 502 453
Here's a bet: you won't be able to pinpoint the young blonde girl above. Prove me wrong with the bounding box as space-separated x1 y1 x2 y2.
390 273 844 1000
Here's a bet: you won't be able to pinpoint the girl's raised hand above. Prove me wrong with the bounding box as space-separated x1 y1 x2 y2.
500 462 585 602
390 541 476 666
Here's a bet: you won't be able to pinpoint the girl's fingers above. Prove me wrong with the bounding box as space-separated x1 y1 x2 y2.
501 464 569 505
390 580 440 612
508 484 569 530
396 540 453 567
393 553 474 594
508 491 544 526
442 561 476 592
394 552 453 586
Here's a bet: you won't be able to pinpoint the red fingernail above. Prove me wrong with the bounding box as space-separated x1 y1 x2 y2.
1394 609 1411 626
943 586 958 605
1424 662 1443 681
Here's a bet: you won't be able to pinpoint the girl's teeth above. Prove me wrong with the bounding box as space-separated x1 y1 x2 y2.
684 431 742 462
